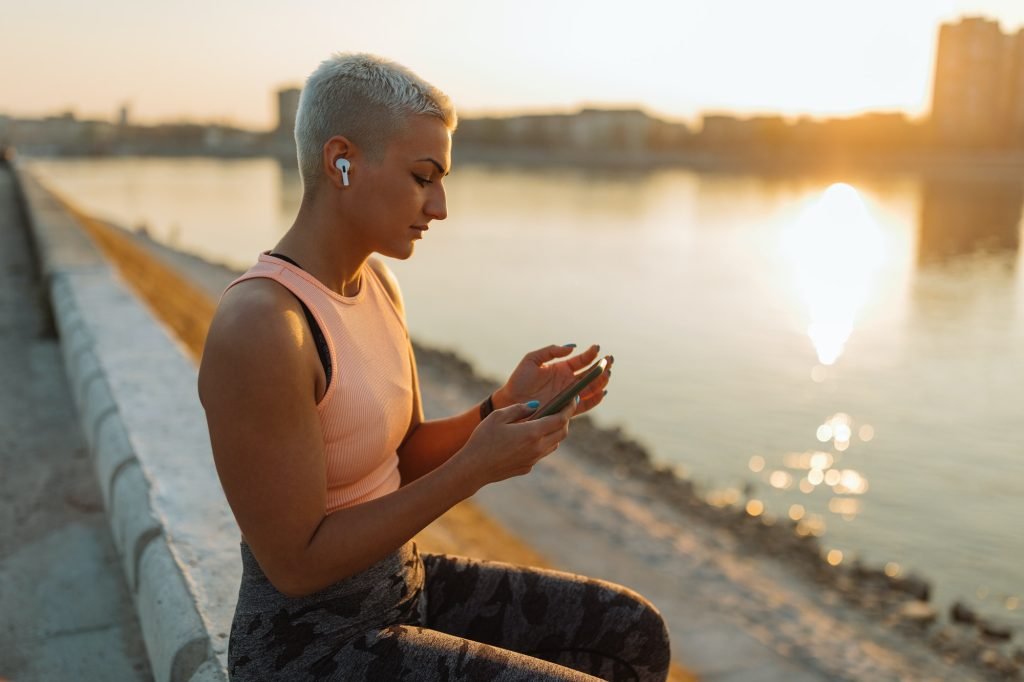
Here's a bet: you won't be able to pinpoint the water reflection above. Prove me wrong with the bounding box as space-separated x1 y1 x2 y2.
918 177 1023 265
781 183 887 365
277 164 303 222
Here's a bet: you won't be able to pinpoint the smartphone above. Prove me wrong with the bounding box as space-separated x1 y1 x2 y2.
527 357 609 421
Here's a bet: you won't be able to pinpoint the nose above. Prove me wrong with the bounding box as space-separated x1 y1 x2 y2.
425 183 447 221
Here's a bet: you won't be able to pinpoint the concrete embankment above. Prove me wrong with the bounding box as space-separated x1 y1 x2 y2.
0 160 151 679
11 160 237 681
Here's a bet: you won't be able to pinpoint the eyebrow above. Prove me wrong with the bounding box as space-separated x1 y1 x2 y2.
416 157 449 177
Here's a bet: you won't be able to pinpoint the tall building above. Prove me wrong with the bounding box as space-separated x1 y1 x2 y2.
931 17 1024 147
276 87 301 137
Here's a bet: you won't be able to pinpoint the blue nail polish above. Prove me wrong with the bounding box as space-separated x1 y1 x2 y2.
562 343 576 348
526 400 540 409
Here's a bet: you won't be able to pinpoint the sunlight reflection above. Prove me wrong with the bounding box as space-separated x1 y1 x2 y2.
797 514 827 537
782 183 887 365
818 412 860 451
769 470 793 489
809 451 834 470
828 497 861 517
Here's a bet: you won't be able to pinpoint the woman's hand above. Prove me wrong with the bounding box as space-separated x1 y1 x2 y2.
454 398 579 491
494 344 613 416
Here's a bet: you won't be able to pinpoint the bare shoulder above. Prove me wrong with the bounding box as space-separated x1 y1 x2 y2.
196 278 328 585
198 278 312 405
367 256 405 315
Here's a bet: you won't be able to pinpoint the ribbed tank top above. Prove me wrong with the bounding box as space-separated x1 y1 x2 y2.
224 252 413 514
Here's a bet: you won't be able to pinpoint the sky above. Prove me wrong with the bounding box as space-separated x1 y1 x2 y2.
3 0 1024 130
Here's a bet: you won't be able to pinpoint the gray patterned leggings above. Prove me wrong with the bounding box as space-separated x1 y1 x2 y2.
228 541 671 680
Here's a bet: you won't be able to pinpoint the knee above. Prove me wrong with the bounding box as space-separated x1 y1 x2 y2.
624 590 672 677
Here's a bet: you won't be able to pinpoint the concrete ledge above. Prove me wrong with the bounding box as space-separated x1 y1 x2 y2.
12 162 236 682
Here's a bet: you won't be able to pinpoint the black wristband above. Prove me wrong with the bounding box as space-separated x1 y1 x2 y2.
479 393 495 420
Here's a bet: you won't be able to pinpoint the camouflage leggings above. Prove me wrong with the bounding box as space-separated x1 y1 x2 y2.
228 541 671 681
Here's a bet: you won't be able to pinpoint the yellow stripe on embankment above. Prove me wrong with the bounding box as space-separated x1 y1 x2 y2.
67 206 696 682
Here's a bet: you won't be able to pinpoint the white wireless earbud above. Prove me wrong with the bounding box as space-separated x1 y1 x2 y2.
334 157 351 186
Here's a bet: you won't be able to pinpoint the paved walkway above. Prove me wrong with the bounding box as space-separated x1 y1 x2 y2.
0 163 151 680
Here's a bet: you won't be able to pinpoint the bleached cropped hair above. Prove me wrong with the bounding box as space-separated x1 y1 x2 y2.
295 53 458 196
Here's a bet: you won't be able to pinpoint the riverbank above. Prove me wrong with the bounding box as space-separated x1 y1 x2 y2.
38 169 1021 680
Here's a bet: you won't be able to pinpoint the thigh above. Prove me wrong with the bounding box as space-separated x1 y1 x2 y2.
334 624 599 681
421 553 671 682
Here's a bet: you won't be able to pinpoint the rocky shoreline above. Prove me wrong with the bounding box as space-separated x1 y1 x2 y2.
418 343 1023 680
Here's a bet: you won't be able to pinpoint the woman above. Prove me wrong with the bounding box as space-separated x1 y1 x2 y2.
198 52 671 681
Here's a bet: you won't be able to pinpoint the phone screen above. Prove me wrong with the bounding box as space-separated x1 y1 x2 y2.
528 357 608 420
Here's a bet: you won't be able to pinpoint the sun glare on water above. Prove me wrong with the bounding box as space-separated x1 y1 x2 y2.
782 183 887 366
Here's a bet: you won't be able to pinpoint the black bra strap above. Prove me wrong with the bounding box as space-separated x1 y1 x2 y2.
267 252 332 388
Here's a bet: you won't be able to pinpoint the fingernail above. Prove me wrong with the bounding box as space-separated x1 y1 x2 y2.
526 400 540 409
609 355 614 363
574 395 580 405
562 343 576 348
602 390 608 397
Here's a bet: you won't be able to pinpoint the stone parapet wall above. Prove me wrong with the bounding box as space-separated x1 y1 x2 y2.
12 161 235 682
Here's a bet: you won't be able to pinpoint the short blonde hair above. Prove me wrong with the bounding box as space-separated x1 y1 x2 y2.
295 53 457 196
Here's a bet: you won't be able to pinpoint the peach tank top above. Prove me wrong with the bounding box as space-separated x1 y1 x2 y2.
224 252 413 514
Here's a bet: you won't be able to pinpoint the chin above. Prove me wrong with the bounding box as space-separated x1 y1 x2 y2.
381 243 415 260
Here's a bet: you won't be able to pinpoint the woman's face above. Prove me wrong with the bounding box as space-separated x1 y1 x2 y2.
354 114 451 260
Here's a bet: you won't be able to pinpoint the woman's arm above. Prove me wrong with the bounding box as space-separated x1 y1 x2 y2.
396 398 486 484
199 281 572 598
368 258 602 486
396 344 610 483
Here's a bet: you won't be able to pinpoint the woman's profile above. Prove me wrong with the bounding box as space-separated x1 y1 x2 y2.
198 52 671 681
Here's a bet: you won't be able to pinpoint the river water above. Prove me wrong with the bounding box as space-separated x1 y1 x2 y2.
25 155 1024 630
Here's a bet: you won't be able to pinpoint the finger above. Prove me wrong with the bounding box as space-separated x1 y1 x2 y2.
524 344 576 367
530 406 574 435
561 395 579 419
582 361 612 392
494 401 541 423
563 344 602 373
538 429 566 453
576 388 607 415
582 366 611 398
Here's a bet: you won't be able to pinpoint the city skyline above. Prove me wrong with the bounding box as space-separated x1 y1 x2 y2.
5 1 1024 129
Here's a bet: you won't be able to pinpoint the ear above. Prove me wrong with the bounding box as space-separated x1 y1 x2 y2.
321 136 357 188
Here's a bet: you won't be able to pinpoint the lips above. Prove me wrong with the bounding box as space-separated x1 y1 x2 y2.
411 225 429 231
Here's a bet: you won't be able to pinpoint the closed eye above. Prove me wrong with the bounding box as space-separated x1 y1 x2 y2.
413 174 432 186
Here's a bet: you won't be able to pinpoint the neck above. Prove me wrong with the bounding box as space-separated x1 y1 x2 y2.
275 197 368 297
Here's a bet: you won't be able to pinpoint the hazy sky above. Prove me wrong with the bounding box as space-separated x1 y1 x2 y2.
4 0 1024 129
